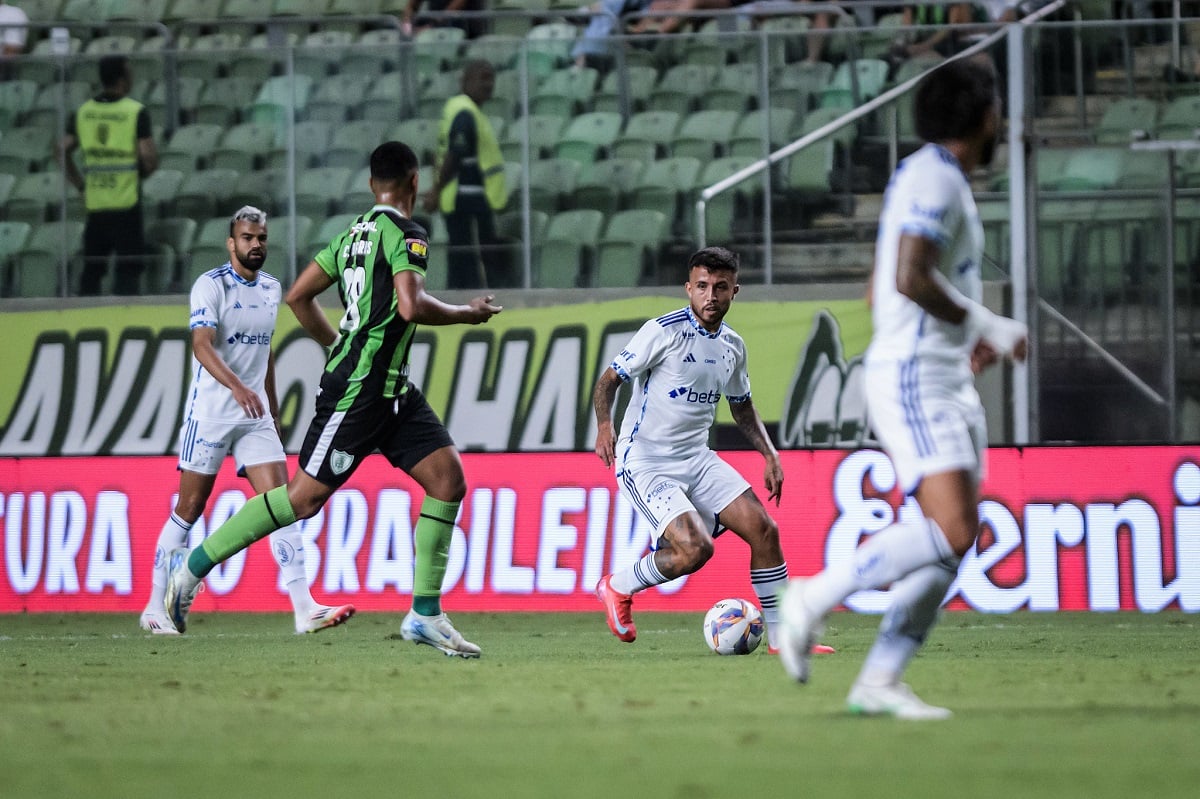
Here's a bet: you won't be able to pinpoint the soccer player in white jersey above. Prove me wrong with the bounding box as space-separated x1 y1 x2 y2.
593 246 833 656
138 206 355 635
777 58 1027 719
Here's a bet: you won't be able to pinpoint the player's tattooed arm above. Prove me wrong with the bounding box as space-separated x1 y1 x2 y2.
729 398 783 504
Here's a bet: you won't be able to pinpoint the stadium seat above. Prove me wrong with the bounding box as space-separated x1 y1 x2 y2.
15 219 83 297
1093 97 1159 143
159 123 224 172
502 114 566 162
820 59 890 109
178 32 246 83
729 106 798 158
269 119 334 169
163 0 223 26
340 28 404 78
784 139 836 207
229 168 288 214
593 65 659 115
324 120 390 169
0 221 31 296
1052 147 1126 191
211 122 278 173
83 34 139 56
413 26 466 74
194 78 261 127
554 111 622 166
1156 95 1200 141
359 72 416 123
760 14 811 67
295 30 356 80
146 76 204 129
773 60 834 112
0 173 15 211
648 65 718 115
525 158 582 214
0 80 39 129
463 34 522 72
25 81 92 132
294 167 354 218
670 109 740 160
530 67 598 117
307 213 359 253
0 125 55 175
594 209 668 288
307 74 369 123
571 158 643 216
611 110 681 162
141 168 185 223
339 166 375 212
250 75 314 131
699 156 759 242
701 62 761 113
538 209 605 288
269 214 315 272
390 117 441 167
7 172 66 224
417 70 462 119
627 156 702 232
189 215 232 279
525 21 578 77
172 168 242 220
145 216 197 293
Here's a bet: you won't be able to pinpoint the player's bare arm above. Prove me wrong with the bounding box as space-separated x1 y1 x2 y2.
265 350 283 437
394 270 501 325
592 367 623 468
285 261 340 347
191 326 264 419
729 398 783 505
897 233 1027 363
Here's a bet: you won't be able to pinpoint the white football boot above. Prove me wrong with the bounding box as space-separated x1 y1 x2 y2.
846 681 953 721
399 611 481 658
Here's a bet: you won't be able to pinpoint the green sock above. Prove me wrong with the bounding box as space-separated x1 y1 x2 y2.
189 486 298 578
412 496 459 617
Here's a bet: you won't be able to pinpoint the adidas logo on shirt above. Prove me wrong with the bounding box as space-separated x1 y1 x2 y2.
683 353 696 363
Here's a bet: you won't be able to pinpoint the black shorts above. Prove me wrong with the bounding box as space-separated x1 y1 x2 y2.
298 382 455 488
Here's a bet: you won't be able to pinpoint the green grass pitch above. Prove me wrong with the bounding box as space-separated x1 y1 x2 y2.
2 611 1197 799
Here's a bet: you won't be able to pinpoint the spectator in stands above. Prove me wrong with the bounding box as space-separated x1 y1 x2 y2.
402 0 487 40
630 0 756 35
424 59 511 289
58 55 158 296
573 0 652 70
0 0 29 80
889 3 976 62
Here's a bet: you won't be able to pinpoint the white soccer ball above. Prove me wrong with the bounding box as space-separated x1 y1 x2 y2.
702 598 764 655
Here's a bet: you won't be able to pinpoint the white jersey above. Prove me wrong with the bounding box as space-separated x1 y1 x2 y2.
866 143 984 382
612 307 751 463
183 263 282 424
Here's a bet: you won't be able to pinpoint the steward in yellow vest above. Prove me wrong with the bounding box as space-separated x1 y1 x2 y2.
423 59 512 290
59 55 158 296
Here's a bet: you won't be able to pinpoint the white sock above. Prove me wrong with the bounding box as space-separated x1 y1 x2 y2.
857 559 959 687
806 517 956 617
750 562 788 649
147 512 191 612
269 524 315 618
609 551 668 595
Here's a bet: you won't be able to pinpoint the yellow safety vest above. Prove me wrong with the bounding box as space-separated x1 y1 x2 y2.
437 94 506 213
75 96 143 212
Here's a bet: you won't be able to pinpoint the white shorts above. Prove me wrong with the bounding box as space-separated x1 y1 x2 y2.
865 358 987 495
177 416 286 476
617 448 751 539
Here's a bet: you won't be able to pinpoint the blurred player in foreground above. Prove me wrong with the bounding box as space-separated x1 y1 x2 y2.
593 246 834 656
140 206 354 636
777 57 1027 719
165 143 501 655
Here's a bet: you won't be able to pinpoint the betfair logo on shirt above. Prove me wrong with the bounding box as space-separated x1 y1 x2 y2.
667 386 721 404
226 332 273 345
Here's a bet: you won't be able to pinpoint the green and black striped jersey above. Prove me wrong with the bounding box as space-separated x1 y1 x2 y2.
314 205 430 405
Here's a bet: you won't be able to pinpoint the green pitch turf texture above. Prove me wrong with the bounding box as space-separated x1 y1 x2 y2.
1 611 1196 799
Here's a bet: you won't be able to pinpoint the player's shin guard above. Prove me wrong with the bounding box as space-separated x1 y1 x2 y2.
149 513 191 606
413 496 460 616
857 558 960 686
269 523 313 612
190 485 298 578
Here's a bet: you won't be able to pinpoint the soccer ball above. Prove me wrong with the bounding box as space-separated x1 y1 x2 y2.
702 598 764 655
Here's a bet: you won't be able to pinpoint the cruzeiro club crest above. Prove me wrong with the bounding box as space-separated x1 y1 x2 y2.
330 449 354 475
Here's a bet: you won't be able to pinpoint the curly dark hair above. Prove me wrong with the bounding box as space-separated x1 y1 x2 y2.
913 58 998 144
370 141 419 183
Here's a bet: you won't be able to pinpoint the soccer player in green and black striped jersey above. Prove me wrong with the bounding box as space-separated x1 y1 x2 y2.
164 141 502 656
